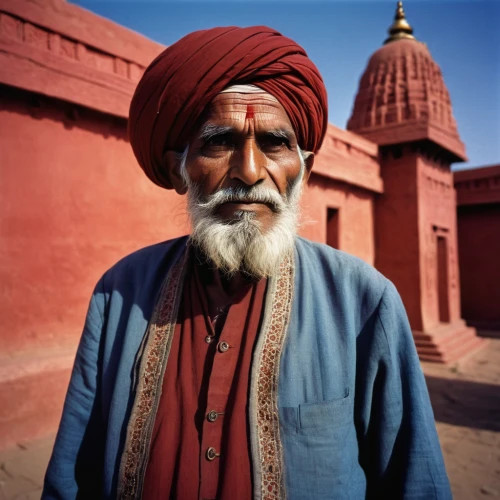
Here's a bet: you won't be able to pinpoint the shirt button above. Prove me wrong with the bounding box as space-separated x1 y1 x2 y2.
218 341 229 353
206 447 220 461
205 336 214 344
207 410 218 422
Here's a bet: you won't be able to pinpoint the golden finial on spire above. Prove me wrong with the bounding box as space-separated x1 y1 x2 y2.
384 1 416 44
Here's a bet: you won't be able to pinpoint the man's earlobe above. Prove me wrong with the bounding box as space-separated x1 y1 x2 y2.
303 151 315 184
163 150 188 195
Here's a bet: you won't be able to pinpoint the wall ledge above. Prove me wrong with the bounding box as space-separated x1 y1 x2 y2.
0 1 164 117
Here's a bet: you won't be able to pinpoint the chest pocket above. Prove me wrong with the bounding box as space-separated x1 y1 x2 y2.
278 390 361 500
279 389 351 433
298 390 351 433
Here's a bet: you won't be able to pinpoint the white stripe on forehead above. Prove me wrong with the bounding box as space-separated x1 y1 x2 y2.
219 84 267 94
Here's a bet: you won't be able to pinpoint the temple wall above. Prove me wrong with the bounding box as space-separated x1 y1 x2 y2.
0 86 188 449
0 86 189 356
455 165 500 331
0 0 177 446
417 154 461 332
299 124 381 265
374 149 422 330
300 175 376 265
372 146 481 362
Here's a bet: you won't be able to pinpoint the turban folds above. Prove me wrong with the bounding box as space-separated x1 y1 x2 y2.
129 26 328 189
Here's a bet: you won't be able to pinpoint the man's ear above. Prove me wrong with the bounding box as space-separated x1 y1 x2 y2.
163 150 188 195
301 151 315 185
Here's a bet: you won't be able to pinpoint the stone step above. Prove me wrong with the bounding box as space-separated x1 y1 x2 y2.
415 326 475 353
413 322 484 363
414 320 469 345
417 330 485 363
440 335 487 364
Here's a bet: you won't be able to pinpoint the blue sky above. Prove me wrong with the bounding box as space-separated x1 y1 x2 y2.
71 0 499 170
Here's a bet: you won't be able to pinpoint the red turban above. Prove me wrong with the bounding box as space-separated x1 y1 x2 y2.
129 26 328 189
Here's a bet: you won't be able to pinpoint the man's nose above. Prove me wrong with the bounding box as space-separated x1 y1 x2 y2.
229 139 266 186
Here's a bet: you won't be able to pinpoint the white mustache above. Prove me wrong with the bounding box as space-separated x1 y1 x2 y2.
180 145 306 278
197 186 286 214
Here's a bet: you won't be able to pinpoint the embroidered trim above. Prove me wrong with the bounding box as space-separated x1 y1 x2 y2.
254 253 295 500
117 251 187 500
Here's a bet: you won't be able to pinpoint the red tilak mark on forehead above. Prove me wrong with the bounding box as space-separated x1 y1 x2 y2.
245 105 255 120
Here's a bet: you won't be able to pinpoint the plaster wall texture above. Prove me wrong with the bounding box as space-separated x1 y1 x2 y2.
455 165 500 206
0 86 187 449
374 149 422 329
0 0 169 447
0 0 164 118
0 87 189 357
455 165 500 331
417 154 461 332
300 175 376 266
456 204 500 330
0 88 379 354
298 123 380 266
0 86 381 353
373 150 479 363
373 147 463 337
371 143 480 362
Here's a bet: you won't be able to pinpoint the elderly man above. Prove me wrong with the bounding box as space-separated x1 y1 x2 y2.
43 26 451 500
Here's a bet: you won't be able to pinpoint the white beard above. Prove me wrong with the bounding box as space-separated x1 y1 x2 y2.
181 149 305 279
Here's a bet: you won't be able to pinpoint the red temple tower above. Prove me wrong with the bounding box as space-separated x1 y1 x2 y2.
347 2 483 362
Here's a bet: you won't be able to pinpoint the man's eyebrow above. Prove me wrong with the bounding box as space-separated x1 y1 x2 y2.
197 124 295 142
197 124 234 141
263 129 295 141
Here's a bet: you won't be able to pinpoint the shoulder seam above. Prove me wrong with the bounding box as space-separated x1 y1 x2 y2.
374 282 394 357
356 280 389 339
93 277 106 329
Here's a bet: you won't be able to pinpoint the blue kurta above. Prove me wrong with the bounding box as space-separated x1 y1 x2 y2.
43 237 451 499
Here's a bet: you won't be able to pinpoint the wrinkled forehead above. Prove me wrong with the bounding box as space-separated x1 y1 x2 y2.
201 84 293 127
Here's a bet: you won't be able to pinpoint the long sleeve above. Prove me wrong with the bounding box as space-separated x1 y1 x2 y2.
355 281 452 499
42 280 106 499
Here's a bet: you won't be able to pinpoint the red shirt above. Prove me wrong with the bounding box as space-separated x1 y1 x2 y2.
142 255 267 500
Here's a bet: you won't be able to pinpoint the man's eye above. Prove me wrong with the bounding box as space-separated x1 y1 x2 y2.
204 135 232 148
260 135 290 150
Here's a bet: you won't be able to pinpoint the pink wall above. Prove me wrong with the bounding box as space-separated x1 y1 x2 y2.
374 149 422 329
0 86 189 356
455 165 500 331
417 154 461 332
0 0 169 446
372 145 480 362
300 174 376 265
298 123 381 266
456 204 500 330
